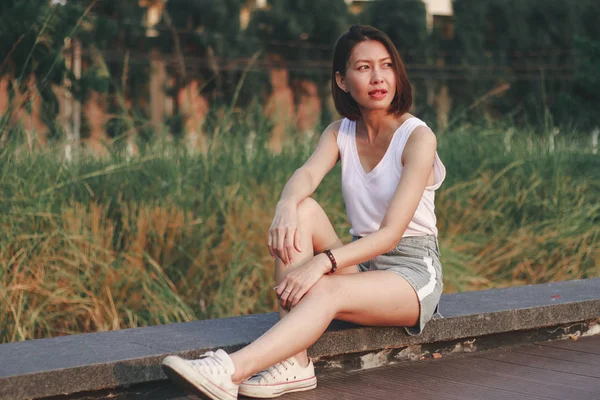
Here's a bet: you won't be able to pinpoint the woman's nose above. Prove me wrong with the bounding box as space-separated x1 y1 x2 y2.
371 70 383 84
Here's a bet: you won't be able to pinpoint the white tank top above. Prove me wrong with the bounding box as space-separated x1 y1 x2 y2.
336 117 446 237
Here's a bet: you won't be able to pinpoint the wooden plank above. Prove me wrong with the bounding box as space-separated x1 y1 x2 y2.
318 370 455 400
374 363 551 400
404 357 596 400
284 352 600 400
539 337 600 355
244 336 598 400
283 363 533 400
478 348 600 378
514 345 600 366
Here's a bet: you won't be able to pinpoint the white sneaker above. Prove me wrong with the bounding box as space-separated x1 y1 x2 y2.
162 349 238 400
239 357 317 398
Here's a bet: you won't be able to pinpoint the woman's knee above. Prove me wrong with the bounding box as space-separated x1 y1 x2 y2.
297 197 323 221
302 276 340 312
297 197 341 253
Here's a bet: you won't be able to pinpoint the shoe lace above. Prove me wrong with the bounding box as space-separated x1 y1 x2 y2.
190 351 230 376
254 359 295 383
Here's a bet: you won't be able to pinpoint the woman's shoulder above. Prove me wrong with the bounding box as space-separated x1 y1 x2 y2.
396 115 436 158
398 113 428 129
323 118 351 140
397 114 434 137
324 119 343 134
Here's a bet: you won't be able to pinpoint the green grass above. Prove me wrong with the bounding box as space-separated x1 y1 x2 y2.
0 114 598 343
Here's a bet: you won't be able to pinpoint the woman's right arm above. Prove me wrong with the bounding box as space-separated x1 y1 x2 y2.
268 120 342 265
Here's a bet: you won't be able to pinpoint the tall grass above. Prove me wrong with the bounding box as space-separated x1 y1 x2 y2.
0 114 598 343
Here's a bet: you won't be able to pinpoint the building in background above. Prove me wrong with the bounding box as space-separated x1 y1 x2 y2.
240 0 268 30
423 0 454 40
346 0 453 36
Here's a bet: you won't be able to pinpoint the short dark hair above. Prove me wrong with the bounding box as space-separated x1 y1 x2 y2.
331 25 412 121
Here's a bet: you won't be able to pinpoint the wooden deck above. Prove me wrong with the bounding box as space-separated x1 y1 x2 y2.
59 334 600 399
279 335 600 400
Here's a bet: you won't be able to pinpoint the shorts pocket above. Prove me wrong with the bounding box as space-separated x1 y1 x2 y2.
390 239 433 258
426 246 441 260
399 236 433 246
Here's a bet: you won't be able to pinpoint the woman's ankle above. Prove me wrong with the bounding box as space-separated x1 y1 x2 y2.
293 351 309 368
230 371 245 386
229 352 254 385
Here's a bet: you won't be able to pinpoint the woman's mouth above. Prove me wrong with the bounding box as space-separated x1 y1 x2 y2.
368 89 388 100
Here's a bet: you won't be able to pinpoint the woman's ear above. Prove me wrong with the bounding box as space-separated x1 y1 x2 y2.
335 71 347 92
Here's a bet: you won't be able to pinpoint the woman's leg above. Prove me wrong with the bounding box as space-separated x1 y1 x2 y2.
273 197 358 367
229 270 419 384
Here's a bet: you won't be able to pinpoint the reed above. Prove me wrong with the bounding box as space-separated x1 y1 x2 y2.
0 116 598 343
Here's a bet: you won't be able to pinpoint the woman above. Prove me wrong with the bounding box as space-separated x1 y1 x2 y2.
162 24 445 400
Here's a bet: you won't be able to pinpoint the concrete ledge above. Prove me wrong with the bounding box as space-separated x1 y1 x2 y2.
1 278 599 399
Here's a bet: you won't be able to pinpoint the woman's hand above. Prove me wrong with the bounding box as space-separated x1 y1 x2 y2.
276 254 329 310
268 200 302 265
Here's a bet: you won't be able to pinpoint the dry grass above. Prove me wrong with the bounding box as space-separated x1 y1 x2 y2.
0 121 598 343
0 202 196 342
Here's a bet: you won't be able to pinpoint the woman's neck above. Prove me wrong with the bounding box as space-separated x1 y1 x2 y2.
357 109 408 143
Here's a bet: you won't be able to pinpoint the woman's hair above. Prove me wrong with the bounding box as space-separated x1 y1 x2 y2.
331 25 412 121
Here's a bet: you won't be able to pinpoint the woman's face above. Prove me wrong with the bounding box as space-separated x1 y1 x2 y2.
336 40 397 112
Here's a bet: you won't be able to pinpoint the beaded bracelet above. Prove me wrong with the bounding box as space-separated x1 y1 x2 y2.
324 249 337 274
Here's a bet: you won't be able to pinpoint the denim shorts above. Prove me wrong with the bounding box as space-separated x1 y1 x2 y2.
352 234 444 336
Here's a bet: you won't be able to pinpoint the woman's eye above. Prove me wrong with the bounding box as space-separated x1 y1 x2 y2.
358 65 369 70
384 62 393 67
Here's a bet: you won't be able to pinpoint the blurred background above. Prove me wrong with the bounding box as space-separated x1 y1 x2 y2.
0 0 598 344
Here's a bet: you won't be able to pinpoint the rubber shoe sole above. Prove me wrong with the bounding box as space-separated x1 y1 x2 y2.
162 355 237 400
239 375 317 398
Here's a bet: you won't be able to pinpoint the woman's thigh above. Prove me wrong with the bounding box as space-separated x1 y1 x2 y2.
328 270 420 327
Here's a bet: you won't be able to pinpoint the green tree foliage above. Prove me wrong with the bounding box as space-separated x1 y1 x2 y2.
75 1 146 101
0 0 85 125
244 0 353 126
552 1 600 130
166 0 242 54
163 0 265 132
360 0 428 64
554 37 600 130
359 0 432 119
3 0 599 137
246 0 353 84
164 0 251 96
451 0 600 127
0 1 76 82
